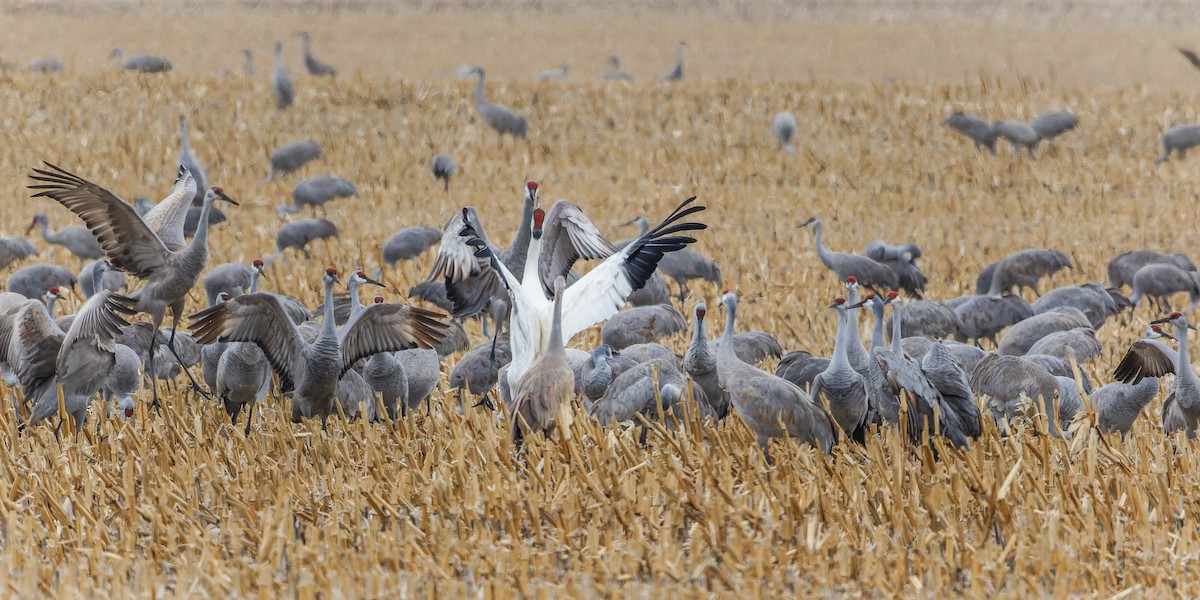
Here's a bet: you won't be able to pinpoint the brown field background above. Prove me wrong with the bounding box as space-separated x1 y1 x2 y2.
2 0 1200 596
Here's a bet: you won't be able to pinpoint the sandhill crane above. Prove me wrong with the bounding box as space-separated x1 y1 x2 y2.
601 304 687 350
273 218 338 257
948 294 1033 346
26 213 103 260
1102 325 1176 436
863 240 926 297
214 292 273 433
7 264 77 300
468 67 528 140
662 41 686 81
1113 311 1200 437
362 311 410 421
899 335 987 373
298 31 337 77
103 343 140 419
1026 327 1103 365
986 248 1073 296
28 163 236 406
803 218 898 293
183 205 227 239
510 277 574 447
203 259 266 307
589 358 709 443
190 267 448 427
1155 124 1200 167
383 226 442 266
873 341 980 451
271 40 294 109
140 168 218 252
279 176 357 217
431 154 457 191
575 343 678 401
538 61 568 81
993 120 1040 155
996 307 1090 356
242 49 254 75
943 112 997 154
685 303 729 418
1108 250 1195 290
719 330 784 365
884 299 959 341
461 196 706 397
1130 263 1200 311
79 260 126 298
603 56 632 81
715 293 836 460
201 292 230 394
1031 111 1077 142
772 112 797 153
627 272 671 307
810 297 869 443
971 353 1062 433
268 140 323 181
0 237 38 271
449 335 511 409
1179 47 1200 72
112 49 172 73
1032 283 1128 329
177 115 207 206
27 58 62 72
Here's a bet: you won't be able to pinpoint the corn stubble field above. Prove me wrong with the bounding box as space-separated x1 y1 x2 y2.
4 0 1200 596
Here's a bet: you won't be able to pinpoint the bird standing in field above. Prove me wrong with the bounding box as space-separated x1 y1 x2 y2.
25 213 103 261
432 154 457 192
468 67 528 140
1155 124 1200 167
1113 311 1200 438
0 237 38 271
268 140 323 181
662 41 686 81
803 218 898 293
943 112 997 154
511 277 574 448
603 56 632 81
278 176 357 216
772 112 797 153
271 40 294 109
298 31 337 77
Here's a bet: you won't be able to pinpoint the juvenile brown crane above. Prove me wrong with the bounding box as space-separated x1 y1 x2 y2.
510 277 574 448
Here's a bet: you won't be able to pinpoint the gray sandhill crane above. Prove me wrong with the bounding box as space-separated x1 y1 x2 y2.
272 218 338 258
996 306 1091 356
1025 327 1103 365
603 56 632 81
203 259 267 308
898 336 987 375
942 112 997 154
1103 325 1177 436
0 264 135 430
1031 111 1078 142
948 294 1033 347
970 353 1061 433
214 292 273 433
184 205 227 239
28 163 236 406
992 120 1040 155
538 61 568 81
7 264 77 300
685 303 729 418
865 240 927 297
718 330 784 365
268 140 323 181
0 237 38 271
1130 264 1200 311
139 170 221 252
885 299 959 341
810 297 870 443
27 58 63 73
431 154 457 192
242 49 254 76
772 112 797 153
449 335 511 410
627 272 671 307
985 248 1073 296
1113 311 1200 437
589 358 710 444
190 268 448 427
112 49 172 73
1032 283 1128 329
600 304 687 350
79 260 126 298
279 176 357 216
298 31 337 77
362 298 409 422
460 196 707 398
26 213 104 260
1020 353 1093 392
271 40 294 109
874 341 981 451
177 115 207 206
383 226 442 266
510 277 574 448
803 218 898 293
103 343 140 419
360 292 440 417
468 67 528 140
715 292 836 460
1108 250 1195 290
1155 124 1200 167
201 292 230 394
575 343 679 402
776 283 879 392
661 41 686 81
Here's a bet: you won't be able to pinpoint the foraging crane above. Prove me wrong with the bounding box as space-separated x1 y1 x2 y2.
468 67 528 139
1108 250 1195 290
28 163 236 406
971 353 1062 433
362 296 409 421
864 240 926 297
985 248 1073 296
279 176 357 216
873 345 980 451
684 303 729 418
537 61 568 81
383 227 442 266
803 218 898 293
996 307 1091 356
772 112 797 153
27 58 63 73
1130 263 1200 311
590 358 710 444
461 196 707 398
268 140 323 181
271 40 294 109
1101 325 1176 436
510 277 574 447
177 115 207 206
1113 311 1200 437
242 49 254 76
190 268 448 427
810 297 869 443
298 31 337 77
715 292 836 460
272 219 338 258
1031 111 1078 142
662 41 686 81
600 304 687 350
79 260 126 298
992 120 1040 155
949 294 1033 347
1032 283 1129 329
1155 125 1200 167
943 112 997 154
449 336 511 410
0 237 38 271
7 264 77 300
602 56 632 81
112 49 172 73
885 299 959 341
431 154 457 192
203 259 267 307
26 213 104 260
103 343 140 419
1025 327 1103 365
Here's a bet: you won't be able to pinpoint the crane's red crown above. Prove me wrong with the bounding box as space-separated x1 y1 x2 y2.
325 267 338 276
1172 311 1184 318
374 296 384 304
834 297 846 304
48 286 60 295
527 181 538 191
356 271 367 278
1152 325 1164 332
533 208 546 229
804 217 817 225
887 291 899 300
212 186 224 195
696 306 706 319
846 276 857 284
253 259 264 267
218 292 231 301
864 293 875 300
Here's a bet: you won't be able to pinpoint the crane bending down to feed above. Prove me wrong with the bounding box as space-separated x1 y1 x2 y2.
28 163 238 408
1155 125 1200 167
468 67 527 140
190 268 449 428
460 196 707 399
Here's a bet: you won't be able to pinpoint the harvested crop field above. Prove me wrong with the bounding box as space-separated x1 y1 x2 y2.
1 0 1200 597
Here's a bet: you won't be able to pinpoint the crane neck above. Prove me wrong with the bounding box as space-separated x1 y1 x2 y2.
509 195 535 278
274 45 284 66
44 294 57 315
474 72 486 104
870 301 886 350
179 119 190 153
890 302 902 354
189 192 216 253
812 221 834 269
719 299 737 349
521 230 542 292
830 307 852 370
39 221 54 243
691 312 708 349
321 278 337 337
249 270 260 294
91 266 106 297
547 284 565 356
347 279 364 318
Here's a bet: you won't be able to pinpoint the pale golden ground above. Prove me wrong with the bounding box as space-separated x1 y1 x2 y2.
0 1 1199 597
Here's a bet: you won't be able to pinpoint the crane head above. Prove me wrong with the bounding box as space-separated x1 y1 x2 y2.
525 181 539 206
845 276 857 285
374 296 385 304
353 270 384 287
209 186 239 206
886 290 899 302
24 213 47 235
802 217 818 227
324 267 340 285
695 304 706 320
1149 324 1175 341
532 208 546 239
252 259 267 279
829 296 847 309
47 286 64 300
217 292 232 304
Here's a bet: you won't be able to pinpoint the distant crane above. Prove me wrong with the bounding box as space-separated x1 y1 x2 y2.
7 264 77 300
772 112 797 153
1107 250 1195 290
603 56 632 81
0 237 38 271
268 140 323 181
992 120 1040 155
985 248 1073 296
431 154 457 191
278 176 357 216
803 218 898 292
112 48 172 73
1155 125 1200 167
537 61 568 81
25 213 103 260
272 218 338 258
942 112 997 154
271 40 295 109
468 67 528 140
298 31 337 77
382 227 442 266
1030 111 1078 142
241 49 254 76
662 41 686 81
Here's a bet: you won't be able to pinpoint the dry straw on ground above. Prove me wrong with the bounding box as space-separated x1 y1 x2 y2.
2 1 1200 596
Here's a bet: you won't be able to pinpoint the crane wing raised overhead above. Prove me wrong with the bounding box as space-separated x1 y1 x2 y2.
537 200 616 297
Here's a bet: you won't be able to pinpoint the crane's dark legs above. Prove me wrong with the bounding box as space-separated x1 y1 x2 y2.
473 390 496 411
165 325 209 399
